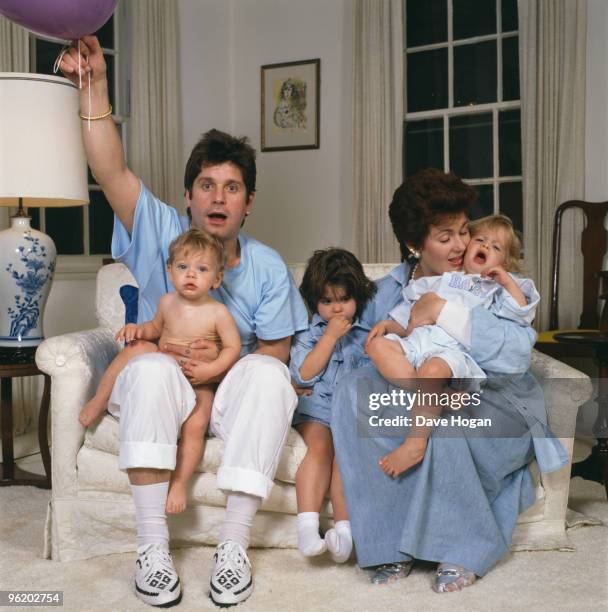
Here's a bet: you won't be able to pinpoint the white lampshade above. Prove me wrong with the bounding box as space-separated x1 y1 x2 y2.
0 72 89 207
0 73 89 348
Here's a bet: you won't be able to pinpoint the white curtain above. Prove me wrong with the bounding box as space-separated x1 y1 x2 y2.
128 0 183 211
352 0 403 262
519 0 587 330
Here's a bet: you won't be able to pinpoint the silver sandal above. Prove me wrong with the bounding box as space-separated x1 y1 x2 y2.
370 559 414 584
433 563 476 593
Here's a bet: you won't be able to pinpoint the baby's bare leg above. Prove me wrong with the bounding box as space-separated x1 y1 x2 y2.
366 336 417 387
379 358 452 478
166 385 214 514
79 340 158 427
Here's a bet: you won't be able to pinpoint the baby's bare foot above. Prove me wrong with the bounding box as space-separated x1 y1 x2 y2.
79 397 107 427
166 481 187 514
379 438 427 478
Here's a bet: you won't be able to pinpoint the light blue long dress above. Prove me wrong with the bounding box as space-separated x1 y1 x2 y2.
330 263 568 576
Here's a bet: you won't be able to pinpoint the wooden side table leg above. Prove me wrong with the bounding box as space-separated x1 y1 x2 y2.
38 374 51 487
1 377 15 481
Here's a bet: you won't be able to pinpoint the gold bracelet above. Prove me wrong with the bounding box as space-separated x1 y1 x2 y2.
79 104 113 121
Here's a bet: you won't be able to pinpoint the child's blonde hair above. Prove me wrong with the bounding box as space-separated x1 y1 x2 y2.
468 214 523 273
167 229 226 272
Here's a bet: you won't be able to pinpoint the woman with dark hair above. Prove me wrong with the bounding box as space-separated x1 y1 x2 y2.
330 168 567 592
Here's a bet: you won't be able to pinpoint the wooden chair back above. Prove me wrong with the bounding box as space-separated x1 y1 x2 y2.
549 200 608 330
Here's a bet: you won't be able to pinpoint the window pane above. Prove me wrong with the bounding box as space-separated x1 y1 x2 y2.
406 0 447 47
407 48 448 112
105 55 115 109
502 0 519 32
96 17 115 49
449 113 493 179
27 208 41 231
499 182 523 234
45 208 84 255
404 119 444 177
472 184 494 219
89 190 114 255
499 109 522 176
453 0 496 40
454 41 497 106
33 39 65 75
502 37 520 101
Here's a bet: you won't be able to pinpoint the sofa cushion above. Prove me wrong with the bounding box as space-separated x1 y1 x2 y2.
85 413 307 485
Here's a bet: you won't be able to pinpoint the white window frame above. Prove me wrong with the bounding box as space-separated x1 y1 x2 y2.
27 1 130 276
404 0 521 214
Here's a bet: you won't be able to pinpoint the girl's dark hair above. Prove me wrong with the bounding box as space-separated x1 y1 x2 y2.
300 248 376 319
389 168 477 262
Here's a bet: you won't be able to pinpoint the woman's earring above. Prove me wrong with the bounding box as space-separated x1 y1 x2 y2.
411 249 420 259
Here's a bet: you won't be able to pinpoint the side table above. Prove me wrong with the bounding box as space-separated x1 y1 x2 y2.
0 347 51 488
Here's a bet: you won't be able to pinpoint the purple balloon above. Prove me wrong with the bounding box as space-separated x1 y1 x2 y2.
0 0 118 41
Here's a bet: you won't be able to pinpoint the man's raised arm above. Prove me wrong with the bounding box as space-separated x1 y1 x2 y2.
59 36 140 233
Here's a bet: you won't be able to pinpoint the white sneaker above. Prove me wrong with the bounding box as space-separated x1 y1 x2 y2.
135 543 182 608
209 540 253 607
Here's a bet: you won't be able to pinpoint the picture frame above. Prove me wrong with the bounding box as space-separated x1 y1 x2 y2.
261 59 320 152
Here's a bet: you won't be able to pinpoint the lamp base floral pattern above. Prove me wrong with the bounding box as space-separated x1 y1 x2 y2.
0 216 56 347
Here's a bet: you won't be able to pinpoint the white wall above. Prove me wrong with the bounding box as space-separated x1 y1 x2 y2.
585 0 608 202
177 0 354 263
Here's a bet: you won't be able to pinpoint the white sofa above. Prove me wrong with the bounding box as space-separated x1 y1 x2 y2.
36 263 592 562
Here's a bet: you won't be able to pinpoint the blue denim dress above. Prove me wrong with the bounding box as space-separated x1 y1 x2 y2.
290 314 370 427
330 263 568 576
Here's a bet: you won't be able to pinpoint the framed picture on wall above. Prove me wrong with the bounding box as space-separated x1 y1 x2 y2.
261 59 320 152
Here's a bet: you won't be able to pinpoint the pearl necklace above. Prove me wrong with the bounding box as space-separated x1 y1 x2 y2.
410 261 420 280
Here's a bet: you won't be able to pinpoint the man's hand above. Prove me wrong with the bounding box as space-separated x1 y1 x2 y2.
162 339 220 364
116 323 144 343
404 293 446 337
365 320 390 349
325 316 352 341
58 36 107 89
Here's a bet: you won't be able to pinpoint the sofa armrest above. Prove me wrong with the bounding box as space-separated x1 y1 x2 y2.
36 327 119 497
530 348 593 437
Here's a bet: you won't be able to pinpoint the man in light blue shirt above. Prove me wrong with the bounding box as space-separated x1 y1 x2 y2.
60 36 307 608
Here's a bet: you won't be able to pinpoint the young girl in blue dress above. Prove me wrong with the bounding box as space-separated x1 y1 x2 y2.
290 248 376 562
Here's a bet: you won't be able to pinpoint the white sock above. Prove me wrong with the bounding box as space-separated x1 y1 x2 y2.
130 481 170 549
297 512 326 557
219 492 261 550
325 520 352 563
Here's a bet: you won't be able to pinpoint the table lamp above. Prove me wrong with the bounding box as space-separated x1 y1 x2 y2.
0 72 88 349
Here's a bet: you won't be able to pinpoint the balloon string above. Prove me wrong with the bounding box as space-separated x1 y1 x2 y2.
53 39 91 131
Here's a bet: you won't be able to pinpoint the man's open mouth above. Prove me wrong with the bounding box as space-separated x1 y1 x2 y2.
208 212 227 221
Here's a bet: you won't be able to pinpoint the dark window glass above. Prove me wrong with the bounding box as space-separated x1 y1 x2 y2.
502 0 519 32
45 208 84 255
96 17 115 48
472 184 494 219
406 0 447 47
453 0 496 40
89 191 114 254
499 182 523 233
28 208 41 231
404 119 444 177
449 113 493 179
499 109 522 176
34 39 65 76
454 41 497 106
502 37 520 101
407 48 448 112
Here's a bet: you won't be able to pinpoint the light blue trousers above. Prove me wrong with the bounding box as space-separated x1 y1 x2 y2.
330 367 536 577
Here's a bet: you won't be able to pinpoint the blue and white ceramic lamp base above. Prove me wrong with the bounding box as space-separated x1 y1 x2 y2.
0 216 56 348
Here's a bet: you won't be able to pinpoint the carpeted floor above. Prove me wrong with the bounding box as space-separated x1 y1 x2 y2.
1 456 606 612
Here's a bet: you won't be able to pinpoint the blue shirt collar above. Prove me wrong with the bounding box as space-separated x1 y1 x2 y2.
389 262 411 287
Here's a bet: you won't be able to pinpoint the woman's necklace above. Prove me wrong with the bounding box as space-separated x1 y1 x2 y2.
410 261 420 280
